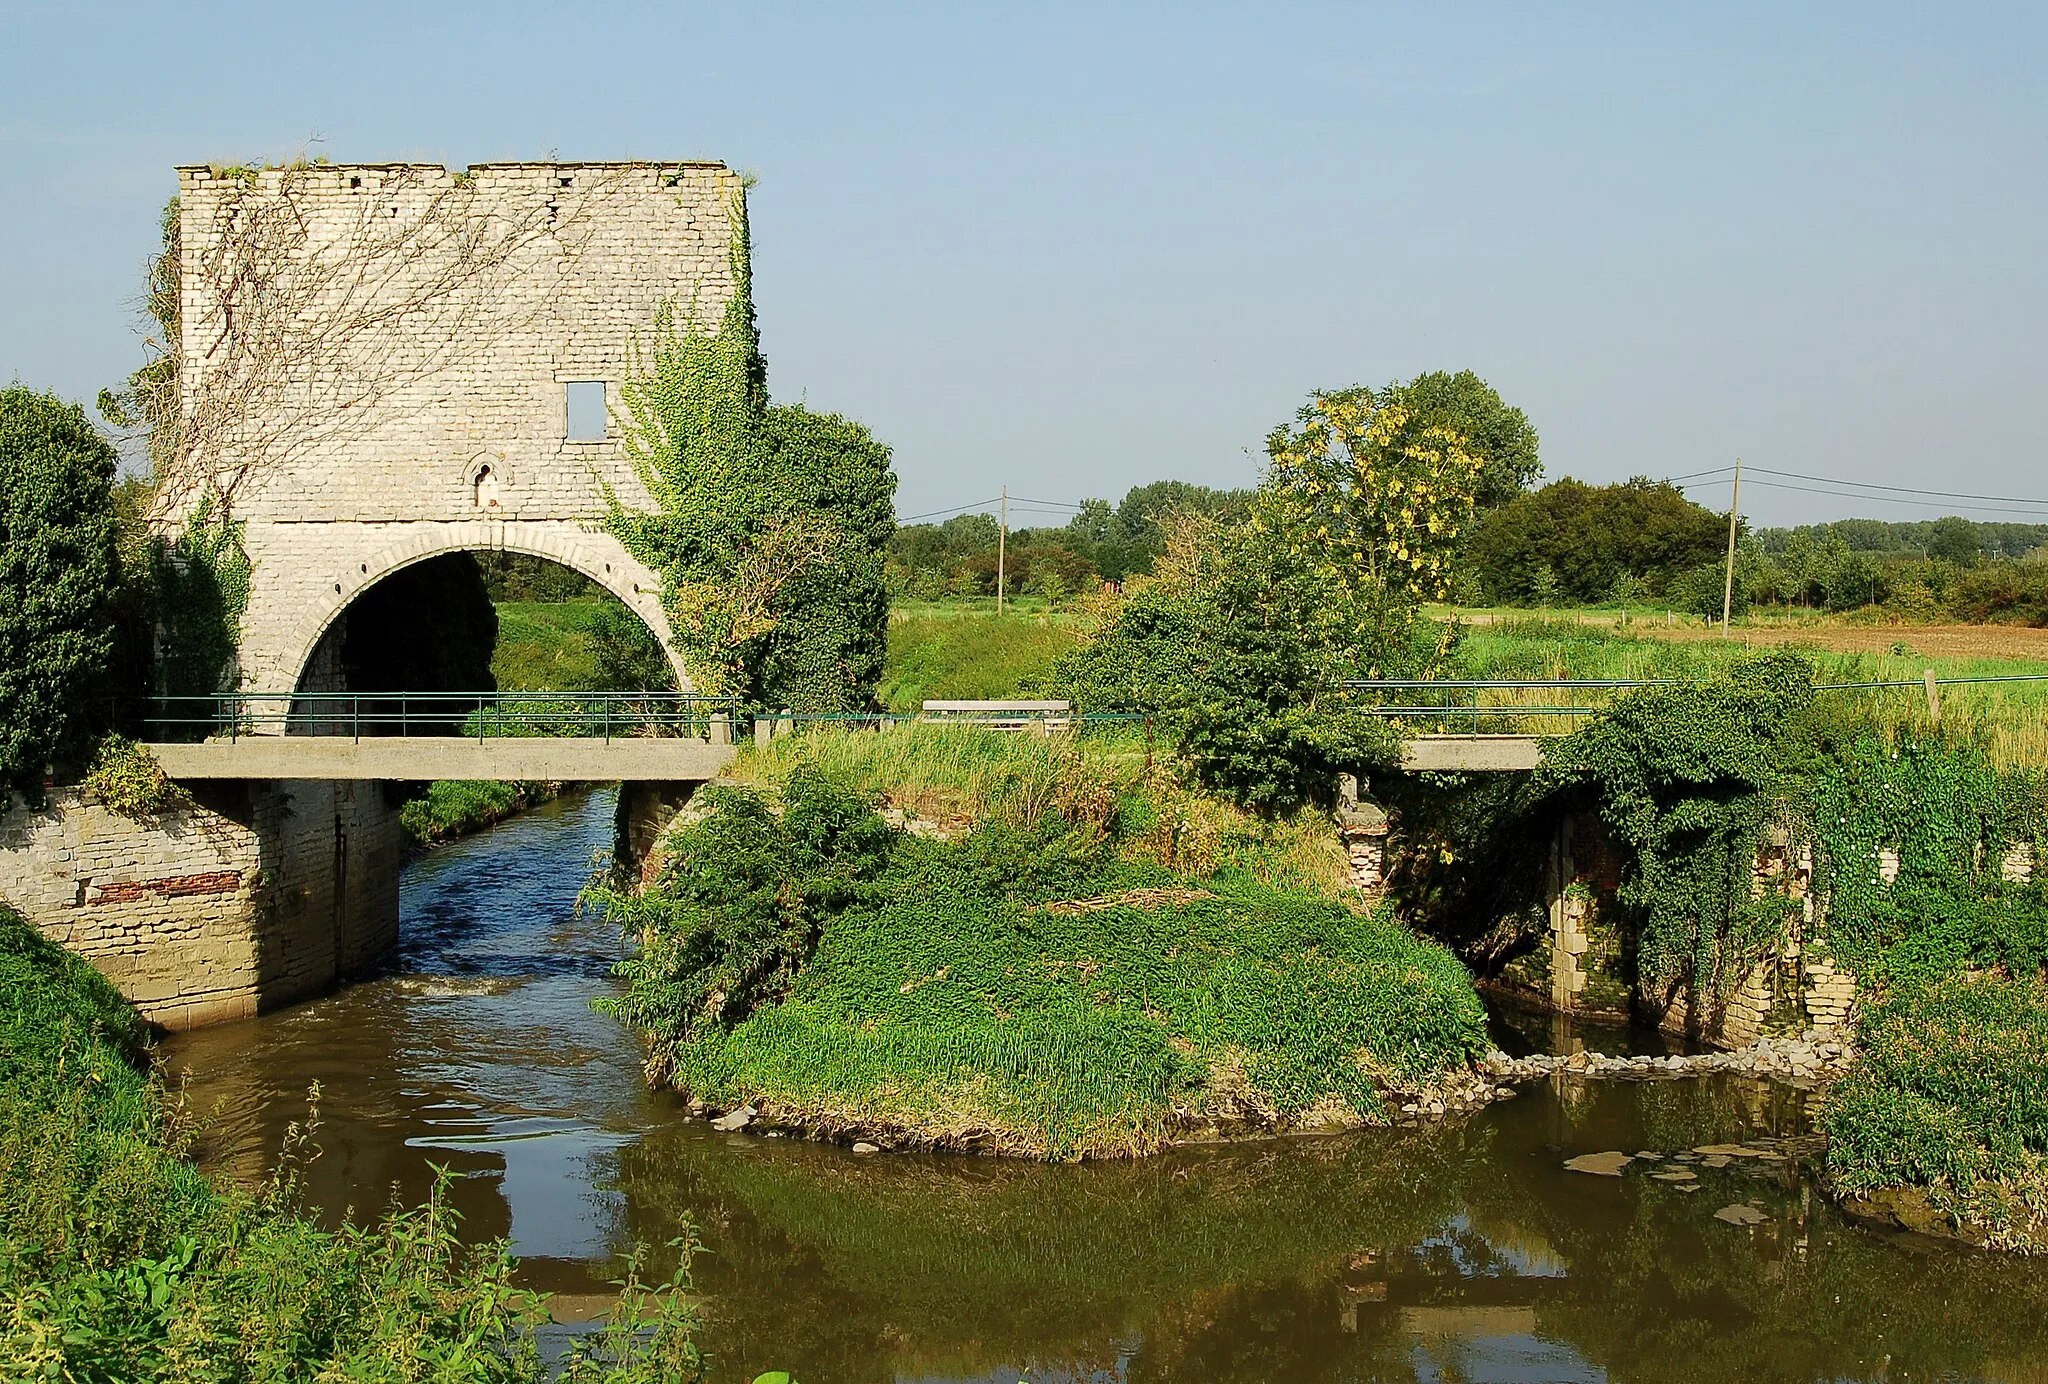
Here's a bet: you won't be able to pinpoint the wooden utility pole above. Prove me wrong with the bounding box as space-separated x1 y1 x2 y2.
1721 457 1743 637
997 486 1008 615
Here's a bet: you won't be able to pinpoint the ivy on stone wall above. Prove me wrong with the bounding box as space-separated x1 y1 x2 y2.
605 178 897 711
1544 652 1813 1010
1393 652 2048 1021
150 495 251 706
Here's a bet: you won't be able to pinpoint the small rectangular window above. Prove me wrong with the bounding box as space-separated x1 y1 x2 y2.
565 381 607 441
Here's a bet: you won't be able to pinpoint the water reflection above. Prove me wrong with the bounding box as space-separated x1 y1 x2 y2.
163 788 2048 1384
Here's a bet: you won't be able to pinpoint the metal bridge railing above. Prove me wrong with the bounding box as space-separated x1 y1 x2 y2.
143 691 745 744
1341 674 2048 733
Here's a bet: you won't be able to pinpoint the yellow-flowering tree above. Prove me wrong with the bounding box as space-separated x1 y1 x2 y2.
1263 385 1485 601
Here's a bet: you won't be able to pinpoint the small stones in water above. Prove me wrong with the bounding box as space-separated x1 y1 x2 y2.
1714 1203 1770 1226
710 1105 756 1132
1674 1184 1703 1194
1563 1151 1634 1177
1635 1150 1661 1159
1651 1168 1698 1182
1701 1154 1734 1169
851 1141 880 1155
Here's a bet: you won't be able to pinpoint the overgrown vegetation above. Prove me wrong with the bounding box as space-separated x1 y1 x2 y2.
606 183 896 712
1385 650 2048 1248
0 385 122 793
82 737 190 819
594 731 1485 1159
400 780 559 849
0 904 706 1380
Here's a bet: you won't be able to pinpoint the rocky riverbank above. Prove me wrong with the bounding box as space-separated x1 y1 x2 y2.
1483 1033 1852 1089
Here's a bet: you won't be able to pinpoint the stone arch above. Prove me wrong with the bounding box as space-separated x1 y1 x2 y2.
273 521 688 696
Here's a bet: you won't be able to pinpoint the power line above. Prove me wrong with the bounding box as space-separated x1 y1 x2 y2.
1746 465 2048 507
896 497 1002 523
1677 474 2048 520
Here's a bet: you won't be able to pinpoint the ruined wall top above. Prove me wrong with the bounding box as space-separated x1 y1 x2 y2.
170 159 745 525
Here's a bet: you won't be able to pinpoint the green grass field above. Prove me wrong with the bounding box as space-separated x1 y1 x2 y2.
878 607 1084 711
491 600 607 691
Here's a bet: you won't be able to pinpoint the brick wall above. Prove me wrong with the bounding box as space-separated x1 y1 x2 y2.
0 781 401 1029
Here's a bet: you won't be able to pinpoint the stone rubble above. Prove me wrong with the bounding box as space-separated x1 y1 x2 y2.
1482 1033 1851 1090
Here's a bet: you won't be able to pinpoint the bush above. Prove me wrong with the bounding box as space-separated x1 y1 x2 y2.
1826 974 2048 1251
82 737 189 819
1949 560 2048 626
0 386 121 793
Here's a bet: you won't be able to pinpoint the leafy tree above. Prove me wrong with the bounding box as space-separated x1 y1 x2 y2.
1464 477 1727 606
750 404 898 711
1395 370 1541 511
0 386 121 792
1055 385 1486 809
1928 515 1984 567
606 188 897 711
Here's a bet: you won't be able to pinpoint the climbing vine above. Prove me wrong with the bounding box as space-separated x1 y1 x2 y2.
150 495 251 705
606 176 896 711
1544 652 1813 1008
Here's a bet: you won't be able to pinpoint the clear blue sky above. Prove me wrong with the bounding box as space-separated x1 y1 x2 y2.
4 1 2044 527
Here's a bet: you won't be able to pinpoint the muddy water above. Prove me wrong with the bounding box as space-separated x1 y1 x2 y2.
162 787 2048 1384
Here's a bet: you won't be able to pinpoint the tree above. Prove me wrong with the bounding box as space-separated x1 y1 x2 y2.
1928 516 1983 567
1053 386 1485 809
1395 370 1541 511
0 387 121 792
1464 477 1727 606
749 404 898 711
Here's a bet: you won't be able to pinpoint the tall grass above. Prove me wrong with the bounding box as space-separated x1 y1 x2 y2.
729 724 1348 893
878 610 1082 711
0 905 705 1380
1447 616 2048 766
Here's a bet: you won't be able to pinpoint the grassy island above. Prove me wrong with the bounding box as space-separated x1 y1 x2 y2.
594 728 1490 1160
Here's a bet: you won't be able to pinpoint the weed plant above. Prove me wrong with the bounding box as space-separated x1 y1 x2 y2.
1826 974 2048 1252
0 905 705 1380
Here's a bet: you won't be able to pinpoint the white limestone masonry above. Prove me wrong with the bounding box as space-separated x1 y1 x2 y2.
2 782 401 1029
173 160 746 694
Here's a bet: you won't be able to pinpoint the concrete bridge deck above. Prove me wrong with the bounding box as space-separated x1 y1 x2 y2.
143 732 1538 781
145 737 739 782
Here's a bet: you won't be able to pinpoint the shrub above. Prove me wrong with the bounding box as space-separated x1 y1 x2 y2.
0 386 121 793
596 770 897 1063
82 737 189 818
1826 974 2048 1251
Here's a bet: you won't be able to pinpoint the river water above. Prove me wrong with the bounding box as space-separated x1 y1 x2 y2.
161 787 2048 1384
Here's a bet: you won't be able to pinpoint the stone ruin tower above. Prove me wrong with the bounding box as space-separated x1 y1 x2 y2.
166 159 750 696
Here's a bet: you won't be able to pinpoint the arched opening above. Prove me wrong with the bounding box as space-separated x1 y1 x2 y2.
291 550 676 735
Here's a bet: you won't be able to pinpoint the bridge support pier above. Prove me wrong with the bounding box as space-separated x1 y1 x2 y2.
1 779 401 1030
615 781 702 887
